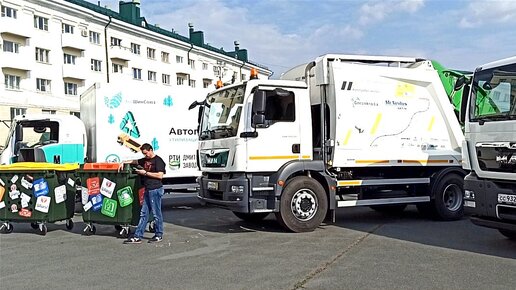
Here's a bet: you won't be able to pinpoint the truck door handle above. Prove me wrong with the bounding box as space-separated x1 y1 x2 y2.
292 144 300 154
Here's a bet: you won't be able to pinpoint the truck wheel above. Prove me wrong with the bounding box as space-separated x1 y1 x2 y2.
430 173 464 221
498 229 516 240
275 176 327 233
370 204 407 215
232 212 270 222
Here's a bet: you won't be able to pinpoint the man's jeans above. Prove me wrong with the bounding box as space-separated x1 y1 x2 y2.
134 187 164 238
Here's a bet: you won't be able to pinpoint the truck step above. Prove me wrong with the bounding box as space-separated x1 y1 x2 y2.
337 196 430 207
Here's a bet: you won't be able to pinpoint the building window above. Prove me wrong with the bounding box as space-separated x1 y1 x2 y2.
189 79 196 88
42 109 56 114
110 37 121 47
62 23 74 34
203 79 212 89
112 63 123 73
202 63 208 70
64 53 76 64
70 111 80 118
132 68 142 80
35 47 50 63
3 40 19 53
189 59 195 69
36 78 51 92
91 59 102 72
176 55 183 63
1 5 17 18
5 74 21 90
241 74 247 81
162 74 170 85
89 31 100 44
10 107 26 120
64 82 78 95
161 52 169 63
34 16 48 31
148 71 156 82
147 48 156 60
177 75 185 85
131 43 140 55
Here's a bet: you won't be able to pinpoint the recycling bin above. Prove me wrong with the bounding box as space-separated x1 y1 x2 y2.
76 163 143 237
0 162 79 235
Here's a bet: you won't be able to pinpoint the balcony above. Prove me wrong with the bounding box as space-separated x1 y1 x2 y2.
62 63 87 80
61 32 87 51
109 45 132 62
0 17 31 38
1 51 31 71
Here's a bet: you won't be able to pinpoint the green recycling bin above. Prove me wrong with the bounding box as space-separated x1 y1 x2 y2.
0 162 79 235
76 163 143 238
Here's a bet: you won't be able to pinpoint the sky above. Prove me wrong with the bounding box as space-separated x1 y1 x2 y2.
86 0 516 77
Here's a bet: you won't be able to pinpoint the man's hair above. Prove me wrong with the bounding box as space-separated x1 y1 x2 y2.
140 143 153 151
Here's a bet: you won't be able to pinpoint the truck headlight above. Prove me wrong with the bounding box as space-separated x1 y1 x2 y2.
464 190 475 199
231 185 244 194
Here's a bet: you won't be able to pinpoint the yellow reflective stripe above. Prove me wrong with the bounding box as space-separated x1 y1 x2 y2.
401 160 453 165
249 155 311 160
427 116 435 131
370 113 382 135
355 160 390 164
343 129 352 145
338 180 363 186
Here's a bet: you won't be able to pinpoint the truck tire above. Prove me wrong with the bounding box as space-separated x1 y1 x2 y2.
370 204 407 215
232 212 270 222
498 229 516 240
430 173 464 221
275 176 328 233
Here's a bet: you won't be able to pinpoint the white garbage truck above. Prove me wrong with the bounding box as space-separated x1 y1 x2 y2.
196 54 466 232
459 56 516 240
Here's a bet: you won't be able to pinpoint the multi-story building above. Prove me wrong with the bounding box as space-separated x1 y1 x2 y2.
0 0 271 148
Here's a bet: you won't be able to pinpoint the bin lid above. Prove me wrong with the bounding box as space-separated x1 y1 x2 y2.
0 162 80 171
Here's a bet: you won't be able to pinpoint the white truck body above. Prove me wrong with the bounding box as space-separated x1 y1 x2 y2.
197 54 466 232
461 56 516 238
81 81 202 187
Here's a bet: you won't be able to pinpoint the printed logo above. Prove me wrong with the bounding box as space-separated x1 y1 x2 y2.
119 111 140 138
87 177 101 195
105 154 121 163
104 92 122 109
11 175 19 184
18 208 32 218
117 186 133 207
10 203 18 213
163 95 173 107
151 137 160 151
101 198 117 218
21 177 33 190
35 196 51 213
90 194 103 211
33 178 49 197
100 178 116 198
55 185 67 204
108 114 115 124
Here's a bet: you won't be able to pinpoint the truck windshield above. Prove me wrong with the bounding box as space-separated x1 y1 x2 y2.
200 84 246 140
471 63 516 122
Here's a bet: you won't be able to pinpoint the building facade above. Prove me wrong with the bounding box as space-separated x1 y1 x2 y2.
0 0 271 148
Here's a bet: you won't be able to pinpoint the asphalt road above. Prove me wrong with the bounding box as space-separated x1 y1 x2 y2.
1 194 515 290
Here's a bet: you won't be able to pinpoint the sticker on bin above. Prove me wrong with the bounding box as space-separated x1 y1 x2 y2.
0 201 5 209
83 201 93 212
81 187 89 205
138 187 145 206
0 178 4 186
67 178 75 187
11 175 19 184
87 177 101 195
35 196 51 213
0 185 4 201
21 176 33 190
101 198 117 218
21 193 30 208
11 204 18 213
90 194 103 211
100 178 116 198
9 189 20 200
19 208 32 218
33 178 49 197
55 185 67 204
117 186 133 207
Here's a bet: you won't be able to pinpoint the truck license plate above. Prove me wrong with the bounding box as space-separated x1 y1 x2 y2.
498 194 516 205
207 181 219 190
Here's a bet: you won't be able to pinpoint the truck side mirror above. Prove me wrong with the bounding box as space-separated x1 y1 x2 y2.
252 90 266 128
454 75 466 91
15 124 23 142
459 83 470 124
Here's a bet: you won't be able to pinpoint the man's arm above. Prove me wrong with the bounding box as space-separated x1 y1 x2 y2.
118 159 138 172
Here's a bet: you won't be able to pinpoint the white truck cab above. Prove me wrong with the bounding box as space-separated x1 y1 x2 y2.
0 114 87 165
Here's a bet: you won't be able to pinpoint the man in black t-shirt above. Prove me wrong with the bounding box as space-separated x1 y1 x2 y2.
121 143 166 244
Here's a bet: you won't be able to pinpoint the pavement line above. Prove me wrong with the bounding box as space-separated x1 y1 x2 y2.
291 224 383 290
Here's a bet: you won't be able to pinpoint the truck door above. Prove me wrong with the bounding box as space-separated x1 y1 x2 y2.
246 87 304 172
